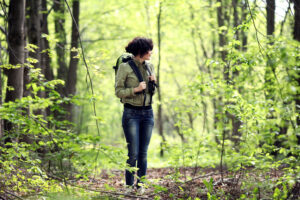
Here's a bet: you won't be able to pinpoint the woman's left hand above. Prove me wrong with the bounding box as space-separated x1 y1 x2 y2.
149 75 156 83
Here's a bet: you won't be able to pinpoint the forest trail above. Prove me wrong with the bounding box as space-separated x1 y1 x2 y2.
74 167 298 200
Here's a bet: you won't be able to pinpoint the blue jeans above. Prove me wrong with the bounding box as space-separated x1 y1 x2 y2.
122 106 154 186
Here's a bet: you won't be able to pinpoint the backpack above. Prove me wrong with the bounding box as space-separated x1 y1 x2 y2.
113 53 157 106
113 53 133 76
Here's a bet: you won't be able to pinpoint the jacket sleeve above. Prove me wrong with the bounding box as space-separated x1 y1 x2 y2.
115 63 136 98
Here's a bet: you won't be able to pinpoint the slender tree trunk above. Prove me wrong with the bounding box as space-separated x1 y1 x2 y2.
157 1 166 157
26 0 41 69
53 0 67 97
4 0 25 142
53 0 67 122
23 11 30 99
230 0 242 147
26 0 46 122
41 0 53 82
0 42 2 138
25 0 42 100
65 0 80 122
292 0 300 144
265 0 275 104
241 0 248 51
217 0 230 182
207 0 219 143
265 0 284 155
266 0 275 36
217 0 228 63
280 2 291 35
189 3 208 137
41 0 54 118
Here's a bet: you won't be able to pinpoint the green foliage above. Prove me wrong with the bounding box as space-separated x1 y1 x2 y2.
0 0 299 199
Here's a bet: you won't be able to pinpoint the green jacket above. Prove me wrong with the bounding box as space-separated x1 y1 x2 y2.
115 58 156 106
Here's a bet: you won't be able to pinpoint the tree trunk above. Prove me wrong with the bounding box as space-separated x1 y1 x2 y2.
26 0 46 120
26 0 41 69
241 0 248 51
217 0 227 63
293 0 300 144
25 0 42 98
0 42 2 138
189 3 207 137
231 0 242 147
65 0 80 122
266 0 275 36
41 0 54 82
4 0 25 141
265 0 275 101
41 0 54 118
5 0 25 101
53 0 67 97
217 0 230 182
157 1 166 157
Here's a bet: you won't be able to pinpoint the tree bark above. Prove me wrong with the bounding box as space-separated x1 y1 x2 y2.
4 0 25 141
65 0 80 122
265 0 275 104
5 0 25 101
189 3 208 137
0 41 2 138
217 0 230 182
292 0 300 144
217 0 228 63
241 0 248 51
266 0 275 36
265 0 275 102
41 0 53 81
26 0 41 69
25 0 42 100
231 0 242 147
157 1 166 157
53 0 67 97
41 0 54 118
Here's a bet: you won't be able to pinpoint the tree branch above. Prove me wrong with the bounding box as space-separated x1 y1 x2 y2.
5 191 25 200
82 36 132 43
280 1 291 35
0 26 6 36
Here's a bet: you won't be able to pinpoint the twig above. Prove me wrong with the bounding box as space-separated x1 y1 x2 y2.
66 182 150 199
280 1 291 35
4 191 25 200
246 0 265 57
0 26 6 36
148 172 219 198
185 172 220 184
82 36 131 43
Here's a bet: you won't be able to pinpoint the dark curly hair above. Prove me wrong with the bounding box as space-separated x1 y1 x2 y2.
125 37 153 57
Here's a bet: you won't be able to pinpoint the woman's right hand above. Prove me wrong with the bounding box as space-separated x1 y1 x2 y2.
134 81 146 93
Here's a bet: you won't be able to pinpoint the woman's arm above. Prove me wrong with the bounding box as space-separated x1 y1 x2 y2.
115 63 136 98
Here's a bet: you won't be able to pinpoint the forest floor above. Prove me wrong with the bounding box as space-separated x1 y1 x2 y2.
74 166 300 200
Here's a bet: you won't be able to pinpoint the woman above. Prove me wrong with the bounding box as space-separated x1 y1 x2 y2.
115 37 156 193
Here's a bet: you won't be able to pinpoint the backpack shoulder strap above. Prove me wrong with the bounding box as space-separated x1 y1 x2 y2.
145 63 152 76
128 60 144 82
128 59 146 106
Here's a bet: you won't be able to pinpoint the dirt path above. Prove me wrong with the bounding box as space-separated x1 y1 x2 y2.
74 167 298 200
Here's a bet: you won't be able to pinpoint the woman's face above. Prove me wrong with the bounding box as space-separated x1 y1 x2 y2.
140 50 152 61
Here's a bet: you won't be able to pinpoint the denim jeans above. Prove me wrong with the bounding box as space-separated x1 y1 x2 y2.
122 106 154 186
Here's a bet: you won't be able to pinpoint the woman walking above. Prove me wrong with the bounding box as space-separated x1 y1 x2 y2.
115 37 156 193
